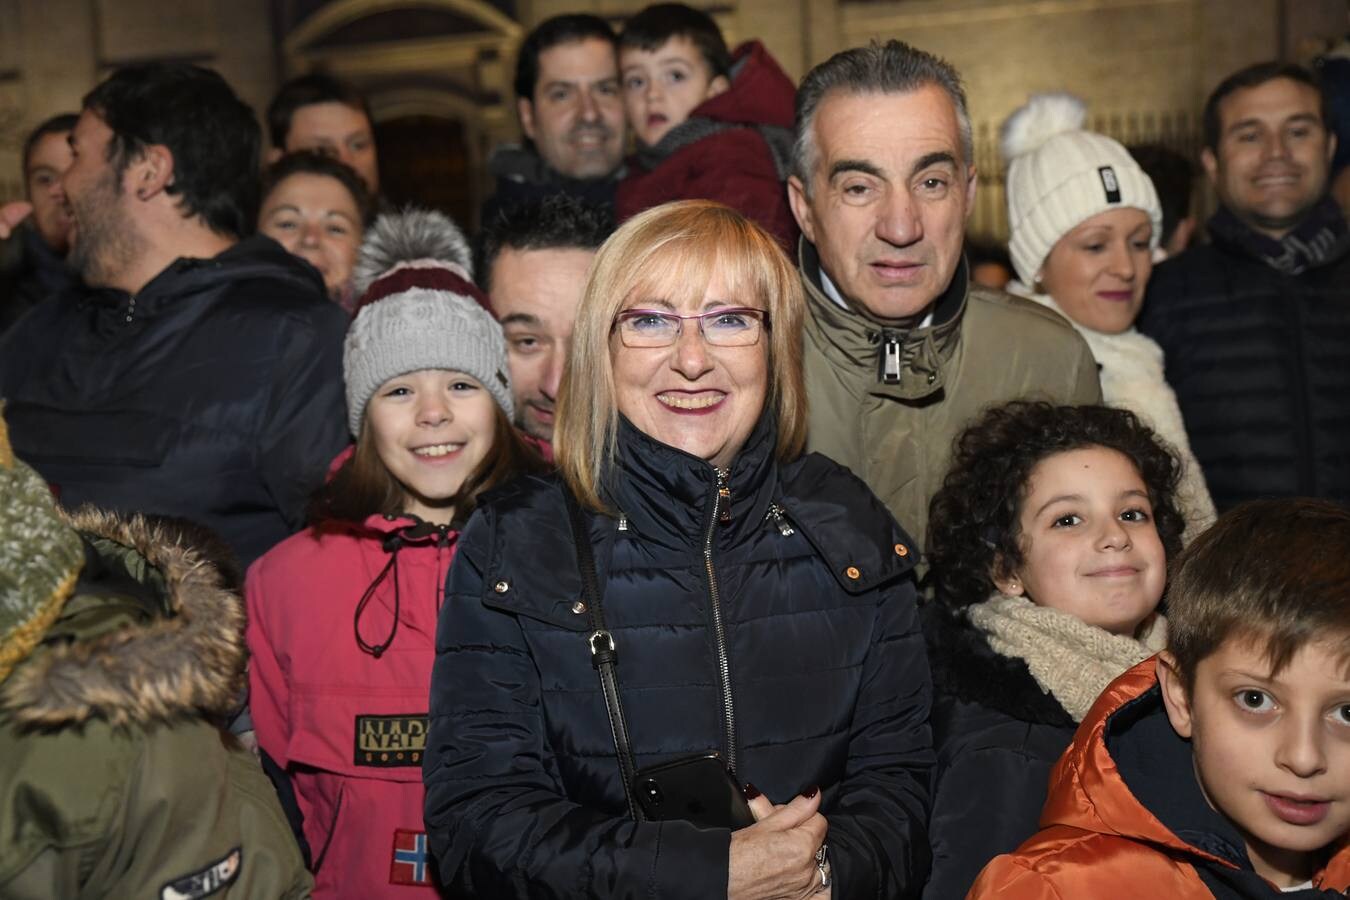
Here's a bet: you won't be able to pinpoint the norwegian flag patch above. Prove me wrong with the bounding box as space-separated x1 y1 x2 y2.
390 829 431 886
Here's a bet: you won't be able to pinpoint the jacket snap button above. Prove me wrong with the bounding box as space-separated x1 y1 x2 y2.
894 544 908 557
571 601 587 615
845 566 861 580
494 581 510 593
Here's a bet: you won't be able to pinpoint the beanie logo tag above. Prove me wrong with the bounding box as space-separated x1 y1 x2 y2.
1098 166 1121 203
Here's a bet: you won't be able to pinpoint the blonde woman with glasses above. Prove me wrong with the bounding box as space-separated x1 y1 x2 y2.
423 200 935 899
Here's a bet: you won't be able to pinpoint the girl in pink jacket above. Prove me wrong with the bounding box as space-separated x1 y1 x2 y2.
246 210 545 898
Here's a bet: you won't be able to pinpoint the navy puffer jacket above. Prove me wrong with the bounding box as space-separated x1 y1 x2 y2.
0 236 348 566
1138 210 1350 511
920 603 1075 900
423 414 935 898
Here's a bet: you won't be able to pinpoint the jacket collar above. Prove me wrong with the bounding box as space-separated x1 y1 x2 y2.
604 411 778 549
1207 195 1350 275
358 513 457 546
799 238 968 401
921 601 1075 728
80 235 325 324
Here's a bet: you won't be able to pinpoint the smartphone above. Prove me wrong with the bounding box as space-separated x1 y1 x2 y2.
633 752 756 830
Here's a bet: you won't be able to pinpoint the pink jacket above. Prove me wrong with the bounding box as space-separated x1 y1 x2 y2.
247 514 457 898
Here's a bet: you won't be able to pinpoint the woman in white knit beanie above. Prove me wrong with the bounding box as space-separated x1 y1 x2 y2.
1001 93 1215 541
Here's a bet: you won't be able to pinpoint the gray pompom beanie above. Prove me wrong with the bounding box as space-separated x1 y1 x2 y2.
344 210 514 436
1001 93 1163 286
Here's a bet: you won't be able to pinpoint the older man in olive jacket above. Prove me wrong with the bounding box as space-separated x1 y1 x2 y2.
788 42 1100 550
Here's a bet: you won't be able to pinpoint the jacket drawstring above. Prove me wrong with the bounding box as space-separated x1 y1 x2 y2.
355 532 404 658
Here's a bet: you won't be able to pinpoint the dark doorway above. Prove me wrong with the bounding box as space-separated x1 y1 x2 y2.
375 115 475 231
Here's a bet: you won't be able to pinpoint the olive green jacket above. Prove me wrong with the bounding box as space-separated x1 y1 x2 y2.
0 510 312 900
800 241 1102 553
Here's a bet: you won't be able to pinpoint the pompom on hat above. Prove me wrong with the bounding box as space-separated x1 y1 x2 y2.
1001 92 1164 286
343 208 514 436
0 407 86 686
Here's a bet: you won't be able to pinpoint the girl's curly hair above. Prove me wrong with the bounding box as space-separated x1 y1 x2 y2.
926 401 1186 608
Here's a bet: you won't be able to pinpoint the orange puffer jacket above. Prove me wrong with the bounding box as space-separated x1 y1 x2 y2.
968 658 1350 899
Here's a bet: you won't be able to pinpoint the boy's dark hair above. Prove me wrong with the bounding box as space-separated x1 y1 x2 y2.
83 63 260 240
619 4 732 80
1167 498 1350 687
266 73 373 149
22 112 79 174
260 151 376 228
1128 144 1194 246
926 401 1186 608
514 14 617 102
1203 61 1327 152
476 195 615 293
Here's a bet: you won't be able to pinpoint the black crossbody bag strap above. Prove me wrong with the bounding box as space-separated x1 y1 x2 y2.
563 490 643 821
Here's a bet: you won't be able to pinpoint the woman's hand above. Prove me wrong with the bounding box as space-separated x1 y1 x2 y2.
727 787 829 900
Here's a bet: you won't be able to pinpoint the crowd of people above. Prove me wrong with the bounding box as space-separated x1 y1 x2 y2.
0 8 1348 900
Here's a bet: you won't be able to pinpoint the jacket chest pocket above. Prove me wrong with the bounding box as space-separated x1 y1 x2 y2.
288 684 430 782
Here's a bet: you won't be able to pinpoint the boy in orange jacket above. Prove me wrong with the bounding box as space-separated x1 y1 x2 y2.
970 498 1350 899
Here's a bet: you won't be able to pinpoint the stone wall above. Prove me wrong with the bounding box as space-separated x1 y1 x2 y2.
0 0 276 202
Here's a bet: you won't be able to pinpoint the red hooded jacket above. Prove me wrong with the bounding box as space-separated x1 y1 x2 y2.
616 41 799 249
968 658 1350 899
247 514 457 898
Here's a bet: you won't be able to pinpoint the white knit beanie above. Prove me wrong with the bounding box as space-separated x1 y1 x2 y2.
344 209 514 436
1002 93 1163 286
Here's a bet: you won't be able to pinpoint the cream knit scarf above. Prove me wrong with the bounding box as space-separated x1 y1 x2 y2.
966 593 1168 722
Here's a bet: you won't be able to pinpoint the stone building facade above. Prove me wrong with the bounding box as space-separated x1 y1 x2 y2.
0 0 1344 235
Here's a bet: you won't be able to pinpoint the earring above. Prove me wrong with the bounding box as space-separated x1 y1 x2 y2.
136 188 148 200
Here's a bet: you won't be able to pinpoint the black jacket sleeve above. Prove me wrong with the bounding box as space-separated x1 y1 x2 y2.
823 577 935 898
422 511 731 899
923 726 1058 900
256 303 348 532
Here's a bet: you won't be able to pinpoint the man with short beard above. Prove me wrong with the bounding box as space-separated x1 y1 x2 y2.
0 63 348 567
1139 61 1350 510
481 14 627 223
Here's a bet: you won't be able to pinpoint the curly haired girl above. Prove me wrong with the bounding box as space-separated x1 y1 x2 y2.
921 400 1186 899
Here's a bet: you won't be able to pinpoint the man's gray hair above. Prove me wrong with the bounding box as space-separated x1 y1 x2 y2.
791 40 974 194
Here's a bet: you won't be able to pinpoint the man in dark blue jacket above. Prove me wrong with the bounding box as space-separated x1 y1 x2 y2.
1139 61 1350 511
0 63 348 566
481 14 627 224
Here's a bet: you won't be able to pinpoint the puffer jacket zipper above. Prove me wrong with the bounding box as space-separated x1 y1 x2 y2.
705 466 737 774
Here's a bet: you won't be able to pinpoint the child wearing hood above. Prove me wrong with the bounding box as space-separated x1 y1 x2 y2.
614 3 798 249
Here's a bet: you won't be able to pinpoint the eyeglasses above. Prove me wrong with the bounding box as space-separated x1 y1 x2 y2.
612 307 770 348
